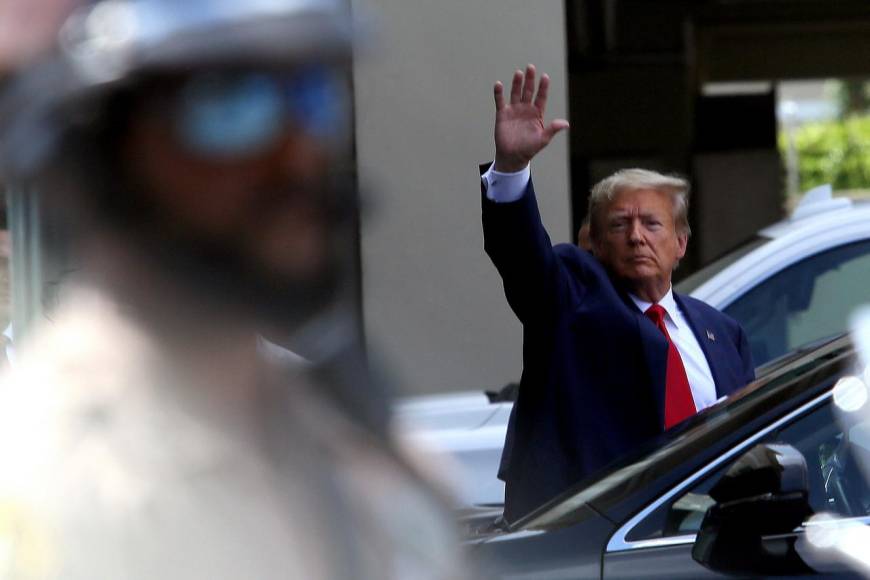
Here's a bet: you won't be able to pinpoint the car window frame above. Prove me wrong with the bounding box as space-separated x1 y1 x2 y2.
606 388 834 553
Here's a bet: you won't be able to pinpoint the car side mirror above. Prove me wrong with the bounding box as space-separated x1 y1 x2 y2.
692 443 815 576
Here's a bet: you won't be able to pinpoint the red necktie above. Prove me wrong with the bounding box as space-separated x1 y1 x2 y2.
645 304 696 429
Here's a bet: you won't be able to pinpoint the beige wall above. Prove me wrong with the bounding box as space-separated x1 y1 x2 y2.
351 0 571 394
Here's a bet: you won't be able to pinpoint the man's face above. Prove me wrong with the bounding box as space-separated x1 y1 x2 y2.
592 187 687 298
119 69 351 284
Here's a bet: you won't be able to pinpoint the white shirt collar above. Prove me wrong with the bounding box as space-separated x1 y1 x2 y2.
629 287 680 328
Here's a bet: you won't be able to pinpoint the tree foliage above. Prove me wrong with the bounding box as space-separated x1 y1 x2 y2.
782 115 870 192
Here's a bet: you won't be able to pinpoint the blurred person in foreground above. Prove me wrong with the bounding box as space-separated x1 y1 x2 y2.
0 0 464 578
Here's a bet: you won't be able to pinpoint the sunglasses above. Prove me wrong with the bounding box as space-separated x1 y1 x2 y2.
165 67 349 159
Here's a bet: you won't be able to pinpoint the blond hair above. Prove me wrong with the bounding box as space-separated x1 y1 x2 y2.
587 168 690 241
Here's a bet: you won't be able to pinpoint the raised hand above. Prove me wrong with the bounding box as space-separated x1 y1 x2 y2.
493 64 569 173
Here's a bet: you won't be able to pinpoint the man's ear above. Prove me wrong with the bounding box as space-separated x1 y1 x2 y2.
676 231 688 259
577 224 592 251
590 232 604 257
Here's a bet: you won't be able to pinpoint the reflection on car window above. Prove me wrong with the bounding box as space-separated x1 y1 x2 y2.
782 405 870 519
724 240 870 366
632 391 870 541
625 435 772 542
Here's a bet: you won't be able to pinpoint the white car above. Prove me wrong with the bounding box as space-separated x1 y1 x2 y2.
396 185 870 508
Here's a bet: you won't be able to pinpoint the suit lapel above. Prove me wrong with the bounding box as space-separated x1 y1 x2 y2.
674 293 727 397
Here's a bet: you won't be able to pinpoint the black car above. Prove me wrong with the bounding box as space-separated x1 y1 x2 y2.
467 335 870 578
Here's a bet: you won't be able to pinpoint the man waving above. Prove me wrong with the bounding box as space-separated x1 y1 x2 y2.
481 65 755 522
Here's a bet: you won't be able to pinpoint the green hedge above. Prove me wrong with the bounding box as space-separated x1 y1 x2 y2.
781 115 870 192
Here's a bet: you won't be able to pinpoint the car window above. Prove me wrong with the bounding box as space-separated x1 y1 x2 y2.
723 240 870 366
629 393 870 542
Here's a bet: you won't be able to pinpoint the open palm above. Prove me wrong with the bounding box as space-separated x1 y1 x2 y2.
493 64 569 173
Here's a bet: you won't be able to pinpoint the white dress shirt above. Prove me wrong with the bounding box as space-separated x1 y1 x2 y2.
482 163 719 411
630 290 718 411
482 163 530 203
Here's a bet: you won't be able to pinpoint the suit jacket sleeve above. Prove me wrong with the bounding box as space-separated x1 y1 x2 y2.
481 170 583 325
737 322 756 386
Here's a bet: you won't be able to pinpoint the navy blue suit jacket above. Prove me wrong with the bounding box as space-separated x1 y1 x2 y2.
482 176 755 523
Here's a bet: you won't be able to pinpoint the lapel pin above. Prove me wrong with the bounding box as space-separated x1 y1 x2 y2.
706 330 716 342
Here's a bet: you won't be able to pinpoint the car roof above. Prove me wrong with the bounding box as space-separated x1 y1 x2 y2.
760 185 870 240
686 189 870 307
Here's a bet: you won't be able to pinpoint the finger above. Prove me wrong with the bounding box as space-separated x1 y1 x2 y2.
509 69 523 104
545 119 570 139
494 81 505 111
534 73 550 114
521 64 536 103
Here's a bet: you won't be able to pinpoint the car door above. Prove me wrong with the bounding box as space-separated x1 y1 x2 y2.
602 383 870 578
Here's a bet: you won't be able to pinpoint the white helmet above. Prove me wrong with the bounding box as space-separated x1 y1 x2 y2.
0 0 357 178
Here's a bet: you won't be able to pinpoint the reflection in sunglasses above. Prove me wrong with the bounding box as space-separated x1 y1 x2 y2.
175 68 347 158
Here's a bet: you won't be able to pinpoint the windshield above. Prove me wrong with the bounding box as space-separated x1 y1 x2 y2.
676 236 770 294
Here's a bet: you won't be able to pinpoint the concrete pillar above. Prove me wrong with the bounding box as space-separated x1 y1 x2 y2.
351 0 571 394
